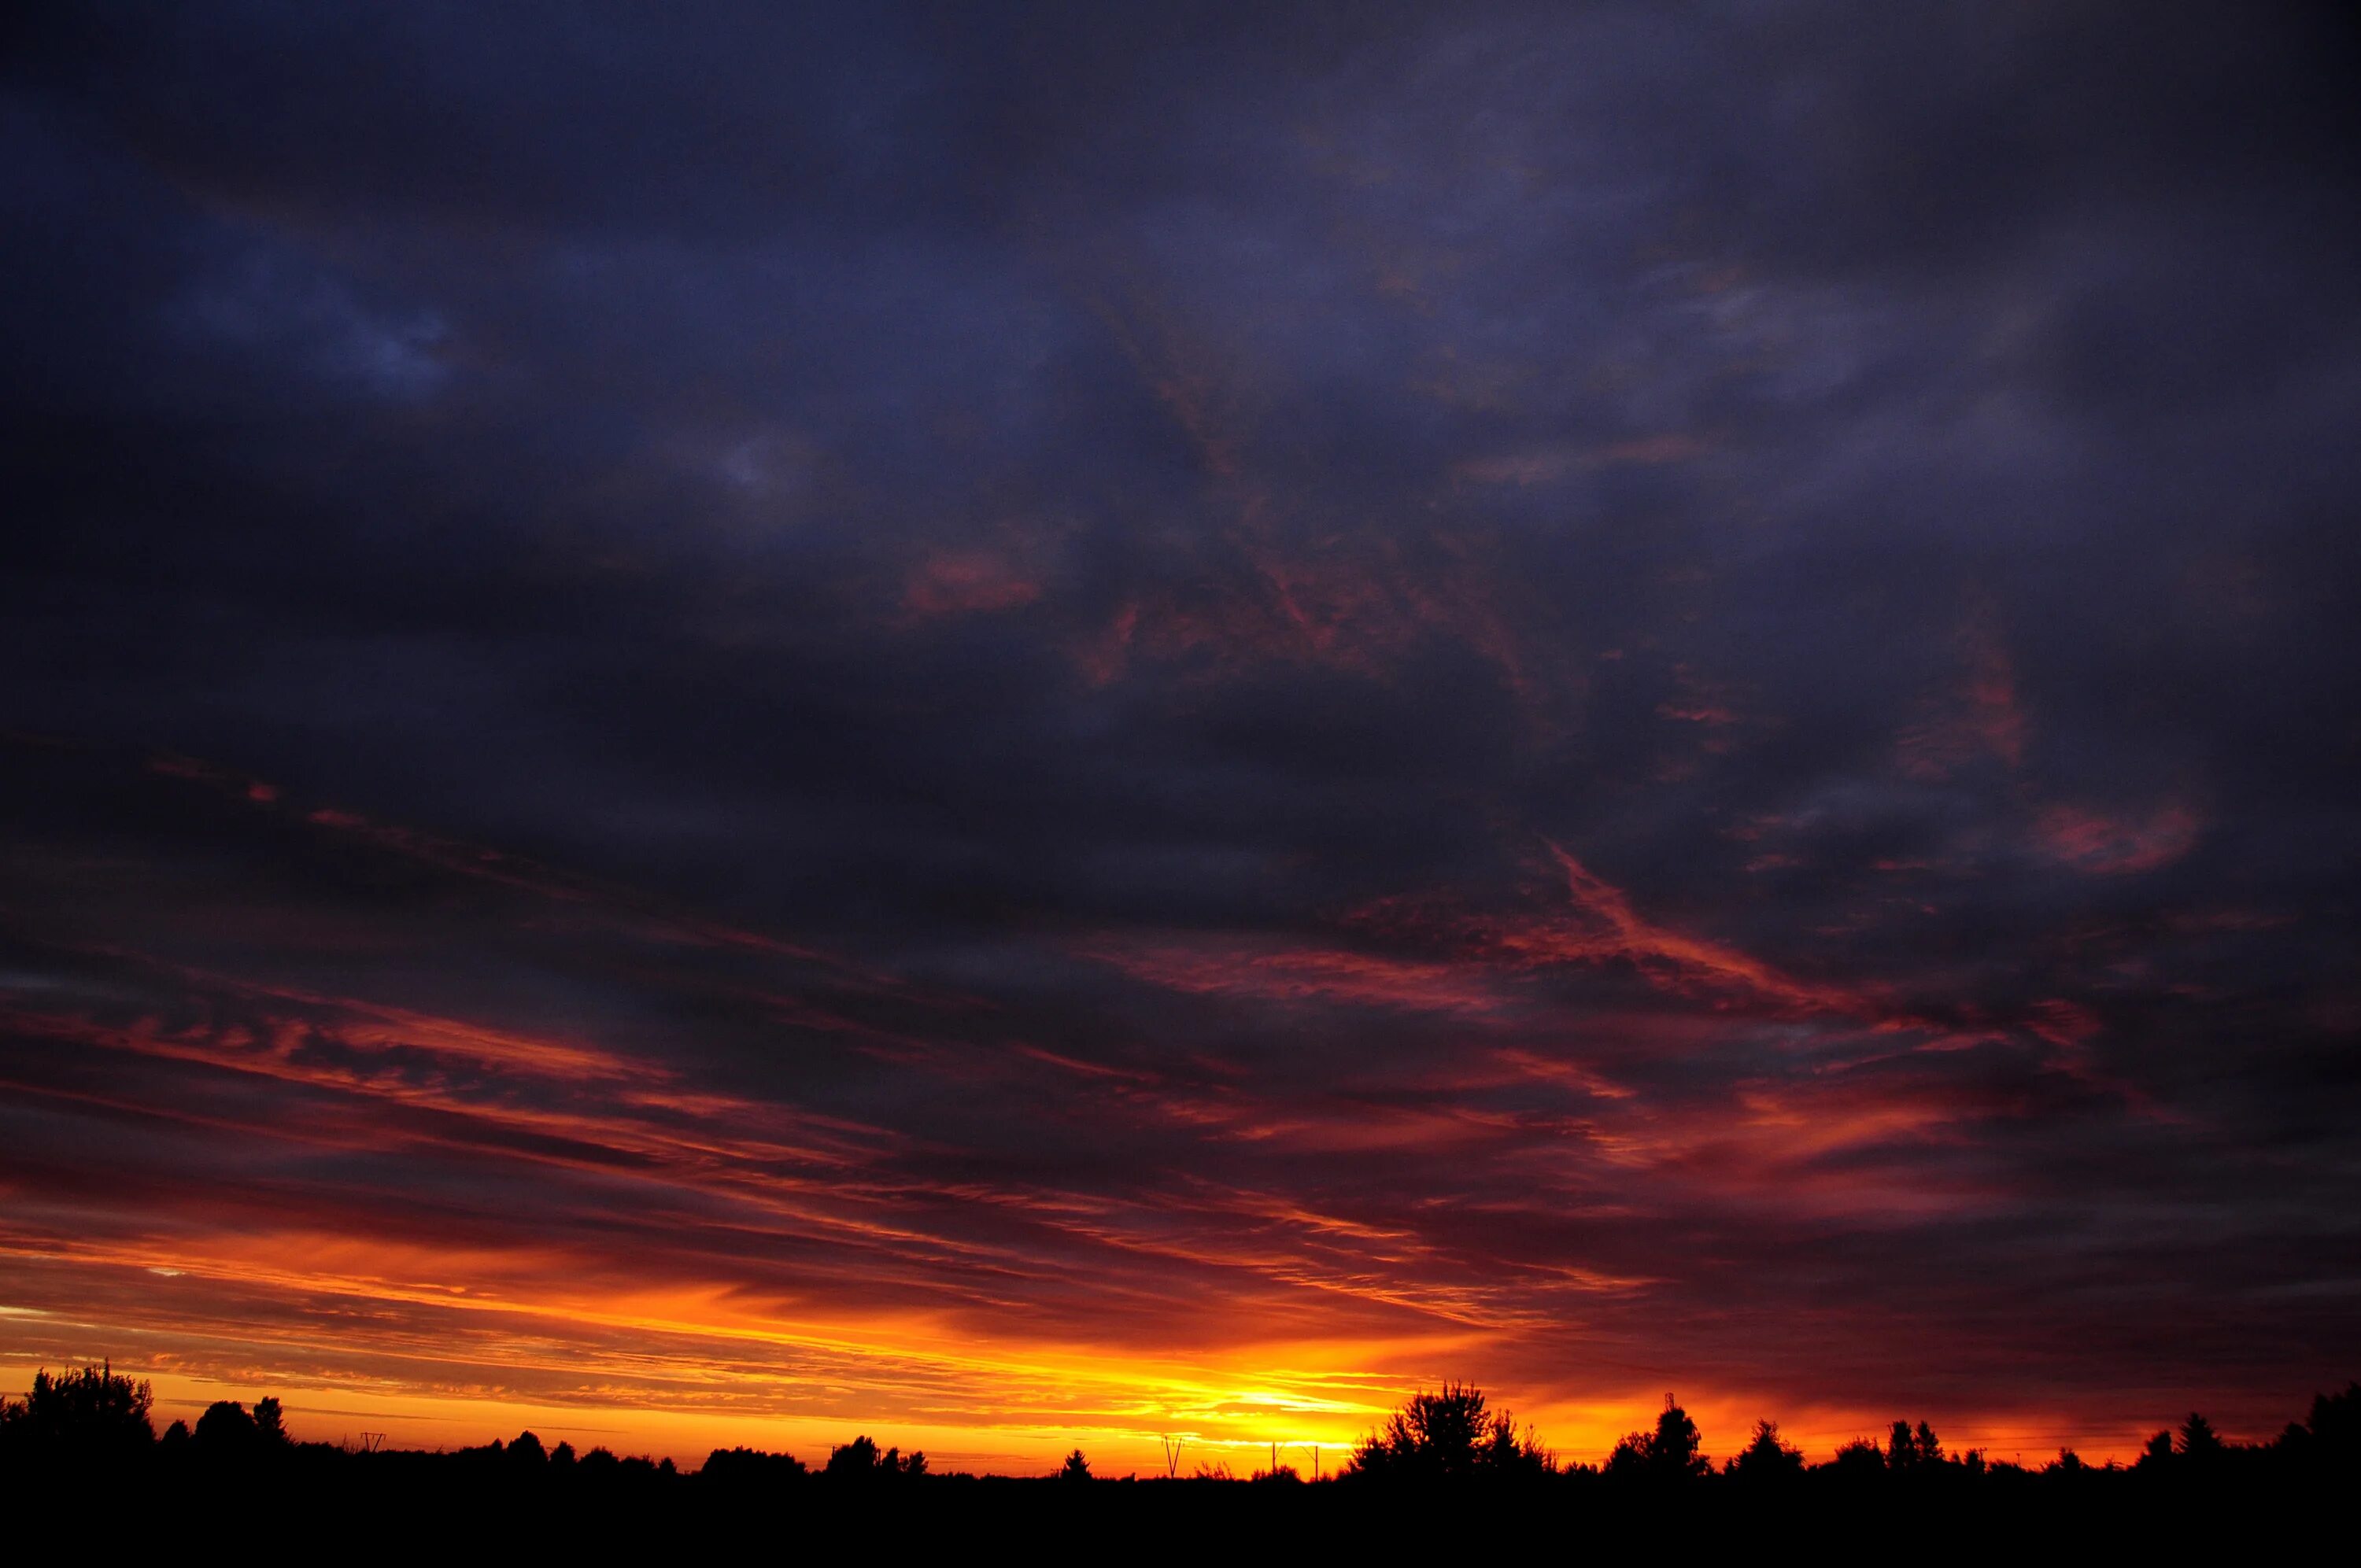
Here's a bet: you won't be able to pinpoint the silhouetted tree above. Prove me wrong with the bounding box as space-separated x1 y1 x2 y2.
1829 1437 1887 1479
253 1396 289 1446
1344 1383 1553 1482
0 1363 154 1463
2309 1383 2361 1453
1059 1448 1093 1481
1886 1419 1945 1472
2287 1382 2361 1471
827 1434 880 1476
703 1445 807 1485
1606 1395 1709 1482
1888 1420 1913 1468
2177 1412 2225 1463
1727 1419 1805 1483
194 1400 261 1454
825 1433 926 1480
1480 1408 1554 1481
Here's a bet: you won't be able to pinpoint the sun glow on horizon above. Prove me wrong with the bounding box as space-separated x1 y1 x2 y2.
0 1239 2187 1473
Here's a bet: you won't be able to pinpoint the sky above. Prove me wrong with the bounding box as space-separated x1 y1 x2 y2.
3 2 2359 1472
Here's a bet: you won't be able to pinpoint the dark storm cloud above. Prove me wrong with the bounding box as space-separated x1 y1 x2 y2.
4 1 2359 1454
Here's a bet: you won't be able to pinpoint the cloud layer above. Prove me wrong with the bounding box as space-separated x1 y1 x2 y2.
4 1 2359 1467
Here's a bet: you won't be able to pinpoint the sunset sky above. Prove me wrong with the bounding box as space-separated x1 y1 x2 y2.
5 2 2359 1472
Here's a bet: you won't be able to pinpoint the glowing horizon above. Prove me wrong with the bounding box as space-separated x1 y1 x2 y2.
0 1251 2222 1475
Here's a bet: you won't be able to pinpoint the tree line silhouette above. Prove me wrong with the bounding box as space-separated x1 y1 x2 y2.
6 1361 2354 1537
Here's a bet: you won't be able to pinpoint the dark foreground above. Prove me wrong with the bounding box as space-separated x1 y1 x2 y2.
4 1455 2348 1560
6 1370 2356 1558
7 1441 2355 1562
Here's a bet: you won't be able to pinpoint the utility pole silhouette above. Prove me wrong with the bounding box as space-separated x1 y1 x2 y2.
1162 1436 1184 1478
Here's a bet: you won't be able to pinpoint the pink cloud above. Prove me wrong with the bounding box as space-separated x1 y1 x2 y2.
1077 933 1508 1017
2036 802 2203 876
1897 602 2027 779
1456 433 1706 485
901 550 1044 618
